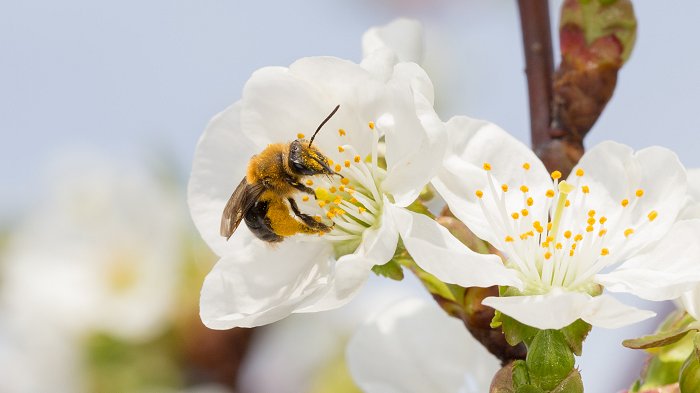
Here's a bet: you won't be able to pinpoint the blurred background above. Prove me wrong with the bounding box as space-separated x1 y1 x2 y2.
1 0 699 392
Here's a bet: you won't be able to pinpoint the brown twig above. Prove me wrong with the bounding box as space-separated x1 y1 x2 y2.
517 0 555 151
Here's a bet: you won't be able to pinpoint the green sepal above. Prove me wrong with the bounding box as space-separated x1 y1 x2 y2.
511 360 531 388
679 334 700 393
550 370 584 393
527 330 575 391
515 386 545 393
622 321 700 350
491 287 538 347
371 259 404 281
560 319 592 356
405 198 434 219
636 356 684 390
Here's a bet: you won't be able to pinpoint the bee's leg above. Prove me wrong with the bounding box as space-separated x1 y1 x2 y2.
282 172 317 198
288 198 332 232
265 199 329 236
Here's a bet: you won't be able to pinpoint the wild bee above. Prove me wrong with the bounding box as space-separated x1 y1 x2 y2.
220 105 341 242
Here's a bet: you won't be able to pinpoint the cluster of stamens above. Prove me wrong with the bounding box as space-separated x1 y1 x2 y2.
301 121 384 246
474 163 659 291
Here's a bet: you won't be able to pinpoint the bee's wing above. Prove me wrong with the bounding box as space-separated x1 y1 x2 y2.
220 178 265 240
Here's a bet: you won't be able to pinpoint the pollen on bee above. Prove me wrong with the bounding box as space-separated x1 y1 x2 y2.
338 146 345 153
576 168 585 177
527 197 534 206
520 185 529 193
314 215 322 222
297 133 305 139
354 155 361 163
501 184 509 192
546 189 555 198
483 162 492 171
306 179 314 186
601 248 610 256
334 164 342 172
344 160 351 168
475 190 484 199
551 170 562 180
368 121 375 130
621 199 629 207
338 128 346 136
581 185 590 194
302 195 309 202
648 210 658 221
522 162 531 170
341 177 350 185
624 228 634 237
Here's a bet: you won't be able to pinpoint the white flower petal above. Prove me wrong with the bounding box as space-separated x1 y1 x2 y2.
596 219 700 301
483 291 655 330
688 168 700 200
432 116 550 247
347 298 499 393
388 204 522 288
188 101 259 256
199 232 334 329
681 285 700 320
362 18 424 65
578 294 656 329
298 205 398 313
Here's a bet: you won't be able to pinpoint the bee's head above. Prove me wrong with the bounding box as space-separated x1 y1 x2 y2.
288 139 337 176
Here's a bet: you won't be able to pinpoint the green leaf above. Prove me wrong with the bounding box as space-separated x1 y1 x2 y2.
560 319 592 356
680 335 700 393
623 322 700 350
527 330 575 391
638 356 684 390
550 370 584 393
371 259 404 281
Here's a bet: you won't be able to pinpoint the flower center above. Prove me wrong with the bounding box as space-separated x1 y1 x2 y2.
301 122 385 255
474 163 659 293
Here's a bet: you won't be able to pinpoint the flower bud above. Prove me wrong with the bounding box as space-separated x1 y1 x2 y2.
526 330 575 391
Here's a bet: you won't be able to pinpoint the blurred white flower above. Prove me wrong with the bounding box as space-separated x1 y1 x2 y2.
1 155 182 341
346 297 500 393
430 119 700 329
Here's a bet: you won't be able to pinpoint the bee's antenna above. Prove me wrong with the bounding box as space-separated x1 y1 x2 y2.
309 105 340 147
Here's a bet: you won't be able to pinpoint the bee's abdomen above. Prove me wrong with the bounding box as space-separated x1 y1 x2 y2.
244 200 283 243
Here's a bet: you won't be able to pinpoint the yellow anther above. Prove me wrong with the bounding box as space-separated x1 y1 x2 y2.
533 222 544 233
576 168 585 177
599 216 607 225
512 212 520 220
314 215 322 222
520 233 528 240
546 235 554 243
336 209 346 215
564 230 572 239
546 189 555 198
339 186 345 192
586 226 594 232
358 206 367 214
624 228 634 237
598 229 607 237
350 197 358 204
636 189 645 197
344 160 350 167
648 210 658 221
475 190 484 199
338 146 345 153
565 200 571 207
483 162 492 171
520 185 529 193
544 252 553 260
330 186 337 193
354 155 361 163
527 231 534 237
570 250 575 257
297 133 305 139
521 209 529 217
302 195 309 202
368 121 375 129
333 197 342 205
338 128 346 136
621 199 629 207
571 243 578 250
601 248 610 256
581 185 590 194
341 178 350 185
527 197 534 206
542 242 550 248
318 200 326 208
501 184 509 192
556 242 563 250
547 222 553 231
523 162 531 170
505 236 514 242
588 210 596 217
574 234 583 242
551 170 562 180
326 211 335 219
329 159 334 166
587 217 596 225
334 164 342 172
306 179 314 186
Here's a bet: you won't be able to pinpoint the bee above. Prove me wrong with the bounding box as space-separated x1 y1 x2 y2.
220 105 341 242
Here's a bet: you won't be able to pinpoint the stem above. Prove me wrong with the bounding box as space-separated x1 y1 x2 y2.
517 0 555 150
